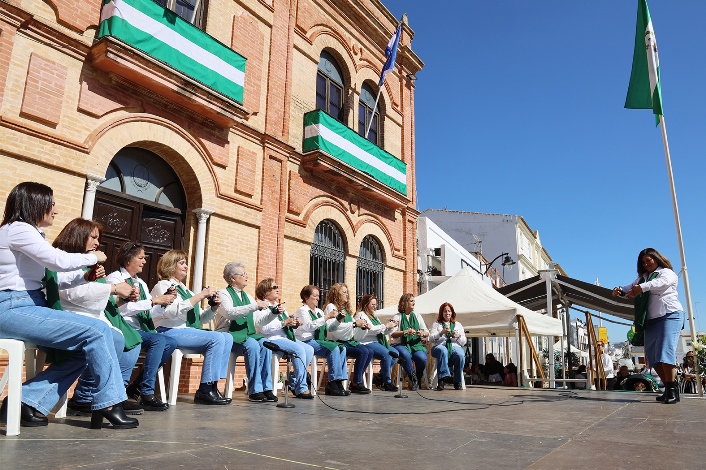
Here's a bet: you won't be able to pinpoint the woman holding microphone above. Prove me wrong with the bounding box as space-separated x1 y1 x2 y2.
354 294 399 392
390 293 429 391
429 302 466 390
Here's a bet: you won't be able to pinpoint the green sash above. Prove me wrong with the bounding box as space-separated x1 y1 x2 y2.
631 271 658 345
226 286 263 344
445 322 456 367
342 310 359 346
176 284 201 330
369 315 390 349
278 311 296 341
308 309 343 351
125 277 156 333
95 277 142 351
42 269 74 365
399 311 425 354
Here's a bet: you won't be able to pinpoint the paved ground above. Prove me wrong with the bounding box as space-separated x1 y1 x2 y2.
1 386 705 469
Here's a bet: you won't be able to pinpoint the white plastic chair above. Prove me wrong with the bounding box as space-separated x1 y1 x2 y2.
167 348 202 405
0 340 39 436
224 352 248 399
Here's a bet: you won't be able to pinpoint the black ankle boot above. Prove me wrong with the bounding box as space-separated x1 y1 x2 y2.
409 373 419 391
90 404 139 429
416 373 425 390
0 397 48 427
663 382 678 404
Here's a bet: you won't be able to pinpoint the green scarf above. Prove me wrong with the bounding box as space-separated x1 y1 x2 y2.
399 311 425 354
369 314 390 349
340 310 360 347
445 321 456 368
176 284 201 330
96 277 142 350
278 311 296 341
42 269 74 365
125 277 156 333
226 286 263 344
630 271 659 345
308 309 343 351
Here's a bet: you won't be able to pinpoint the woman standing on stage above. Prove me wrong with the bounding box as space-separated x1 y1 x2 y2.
150 249 233 405
429 302 466 390
613 247 684 404
0 182 134 429
354 294 399 392
390 293 429 391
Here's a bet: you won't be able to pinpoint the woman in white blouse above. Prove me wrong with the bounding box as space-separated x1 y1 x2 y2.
150 249 233 405
389 293 429 391
429 302 467 390
0 182 133 429
294 285 348 396
354 294 399 392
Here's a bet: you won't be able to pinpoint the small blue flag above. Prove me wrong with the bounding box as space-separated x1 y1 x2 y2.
378 23 402 87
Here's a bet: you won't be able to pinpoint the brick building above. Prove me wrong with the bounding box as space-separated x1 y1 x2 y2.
0 0 422 393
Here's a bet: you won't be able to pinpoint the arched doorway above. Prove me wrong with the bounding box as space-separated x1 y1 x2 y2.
93 147 186 287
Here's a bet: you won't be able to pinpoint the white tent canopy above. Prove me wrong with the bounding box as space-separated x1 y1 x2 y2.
553 341 589 358
376 267 563 337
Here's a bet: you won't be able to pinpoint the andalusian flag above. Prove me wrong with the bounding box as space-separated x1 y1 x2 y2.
625 0 663 125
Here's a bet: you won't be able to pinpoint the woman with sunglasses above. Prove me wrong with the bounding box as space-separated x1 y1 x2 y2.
0 182 134 429
354 294 399 392
105 242 178 410
150 249 233 405
257 278 315 399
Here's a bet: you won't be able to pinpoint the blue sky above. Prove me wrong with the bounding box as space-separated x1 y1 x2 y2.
382 1 706 343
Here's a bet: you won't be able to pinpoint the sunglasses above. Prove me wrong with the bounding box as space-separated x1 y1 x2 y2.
271 285 279 290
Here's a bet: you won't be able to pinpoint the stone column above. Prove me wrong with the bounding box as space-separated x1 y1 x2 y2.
81 174 105 219
191 208 213 293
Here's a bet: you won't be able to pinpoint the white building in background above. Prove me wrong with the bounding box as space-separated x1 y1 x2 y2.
417 216 489 294
421 209 559 284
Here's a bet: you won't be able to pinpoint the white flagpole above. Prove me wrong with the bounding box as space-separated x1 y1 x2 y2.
364 88 382 140
658 114 702 397
191 0 201 24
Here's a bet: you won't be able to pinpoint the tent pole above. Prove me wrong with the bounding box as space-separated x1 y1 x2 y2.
515 326 522 387
543 271 555 388
560 309 566 389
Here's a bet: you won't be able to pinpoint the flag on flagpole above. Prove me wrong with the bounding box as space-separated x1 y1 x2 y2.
378 23 402 87
625 0 663 125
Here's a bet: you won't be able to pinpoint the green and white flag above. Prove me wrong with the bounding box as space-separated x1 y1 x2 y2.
625 0 662 125
98 0 246 104
303 110 407 194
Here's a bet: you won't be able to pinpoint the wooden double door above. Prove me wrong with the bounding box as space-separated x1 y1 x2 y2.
93 188 184 288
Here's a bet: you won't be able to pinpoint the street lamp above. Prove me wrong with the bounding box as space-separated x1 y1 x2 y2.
484 252 516 275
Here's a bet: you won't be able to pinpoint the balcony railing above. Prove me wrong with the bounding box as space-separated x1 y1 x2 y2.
92 0 247 126
302 110 408 206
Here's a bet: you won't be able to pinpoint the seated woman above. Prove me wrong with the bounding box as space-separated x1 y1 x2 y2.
575 365 587 390
390 293 429 391
257 278 315 399
51 219 145 416
324 283 374 394
294 285 349 396
105 242 178 409
150 250 233 405
471 364 486 384
429 302 467 390
215 262 280 403
354 294 399 392
0 182 134 429
503 363 518 387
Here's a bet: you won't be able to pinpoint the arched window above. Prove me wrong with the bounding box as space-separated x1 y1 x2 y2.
356 235 384 308
309 220 346 307
154 0 208 30
358 82 381 146
316 51 345 122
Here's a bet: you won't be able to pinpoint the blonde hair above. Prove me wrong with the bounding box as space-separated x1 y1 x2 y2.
156 250 188 281
325 283 352 313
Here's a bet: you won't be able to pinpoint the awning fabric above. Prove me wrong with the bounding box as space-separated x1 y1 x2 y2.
375 267 563 337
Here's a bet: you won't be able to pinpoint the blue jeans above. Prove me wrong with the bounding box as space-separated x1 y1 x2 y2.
267 338 313 394
157 327 233 383
73 328 141 403
365 341 398 384
393 344 427 378
232 337 272 393
304 339 347 381
0 289 126 414
132 330 178 396
432 343 465 382
344 342 373 384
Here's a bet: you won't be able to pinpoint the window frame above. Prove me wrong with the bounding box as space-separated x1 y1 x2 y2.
355 235 385 309
309 220 347 308
154 0 208 30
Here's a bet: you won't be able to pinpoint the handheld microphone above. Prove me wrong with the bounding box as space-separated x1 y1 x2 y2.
263 341 299 358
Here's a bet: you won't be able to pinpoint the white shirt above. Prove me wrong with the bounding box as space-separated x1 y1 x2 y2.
58 269 122 333
105 267 165 330
429 320 468 348
353 311 393 344
294 305 331 342
151 279 215 329
621 266 684 320
389 311 429 345
600 352 614 379
323 303 367 342
259 301 296 340
214 287 261 332
0 221 97 291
